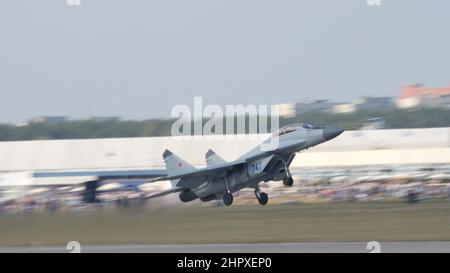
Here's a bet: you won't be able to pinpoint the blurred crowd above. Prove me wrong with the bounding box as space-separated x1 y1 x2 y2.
250 180 449 205
1 169 450 214
0 190 148 214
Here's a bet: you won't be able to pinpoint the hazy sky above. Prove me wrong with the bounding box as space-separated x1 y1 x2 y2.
0 0 449 123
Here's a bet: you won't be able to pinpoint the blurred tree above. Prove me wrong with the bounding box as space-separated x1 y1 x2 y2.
0 108 449 141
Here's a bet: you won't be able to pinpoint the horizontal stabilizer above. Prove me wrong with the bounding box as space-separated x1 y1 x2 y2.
144 187 183 200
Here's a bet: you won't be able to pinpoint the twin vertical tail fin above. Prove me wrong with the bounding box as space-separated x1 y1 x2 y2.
162 149 196 189
162 149 196 177
205 149 226 166
162 149 226 188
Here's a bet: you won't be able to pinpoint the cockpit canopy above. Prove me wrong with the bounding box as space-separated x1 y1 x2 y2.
272 123 324 137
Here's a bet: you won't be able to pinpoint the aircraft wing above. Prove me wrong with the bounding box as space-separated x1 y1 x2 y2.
149 160 247 185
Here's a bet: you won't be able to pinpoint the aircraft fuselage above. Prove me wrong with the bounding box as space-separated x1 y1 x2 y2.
181 124 343 203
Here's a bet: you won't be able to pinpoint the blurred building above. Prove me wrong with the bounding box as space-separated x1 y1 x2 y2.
361 117 386 130
332 103 356 113
332 97 393 114
28 116 70 124
294 100 336 113
279 96 394 116
278 103 296 118
84 116 121 122
0 127 449 178
278 100 337 117
1 127 450 208
397 84 450 109
353 97 394 111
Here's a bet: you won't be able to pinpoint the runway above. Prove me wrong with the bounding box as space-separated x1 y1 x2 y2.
1 242 450 253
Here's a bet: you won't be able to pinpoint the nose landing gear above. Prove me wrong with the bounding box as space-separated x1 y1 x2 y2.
283 177 294 186
280 157 294 187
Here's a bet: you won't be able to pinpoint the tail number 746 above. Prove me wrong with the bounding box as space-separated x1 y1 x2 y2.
248 160 263 177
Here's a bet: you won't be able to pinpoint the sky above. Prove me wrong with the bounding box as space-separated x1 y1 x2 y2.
0 0 449 123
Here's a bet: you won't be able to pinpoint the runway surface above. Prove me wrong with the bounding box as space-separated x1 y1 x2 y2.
1 242 450 253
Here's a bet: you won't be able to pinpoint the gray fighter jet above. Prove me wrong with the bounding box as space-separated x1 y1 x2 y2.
148 123 344 206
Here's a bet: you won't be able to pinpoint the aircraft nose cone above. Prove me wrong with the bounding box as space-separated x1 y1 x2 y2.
323 128 344 141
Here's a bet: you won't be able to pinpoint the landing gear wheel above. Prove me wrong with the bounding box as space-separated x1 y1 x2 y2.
257 192 268 205
223 192 233 206
283 177 294 186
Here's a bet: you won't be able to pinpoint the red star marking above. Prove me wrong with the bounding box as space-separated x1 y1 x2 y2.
177 161 183 168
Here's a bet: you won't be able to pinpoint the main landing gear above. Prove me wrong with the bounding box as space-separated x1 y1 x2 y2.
254 185 268 205
223 191 233 206
222 176 233 206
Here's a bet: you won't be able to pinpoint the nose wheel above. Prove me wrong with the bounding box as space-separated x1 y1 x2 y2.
283 177 294 186
254 185 268 205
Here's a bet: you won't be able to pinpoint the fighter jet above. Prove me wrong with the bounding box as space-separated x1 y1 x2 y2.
147 123 344 206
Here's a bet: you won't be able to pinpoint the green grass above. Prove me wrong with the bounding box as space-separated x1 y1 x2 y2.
1 201 450 246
